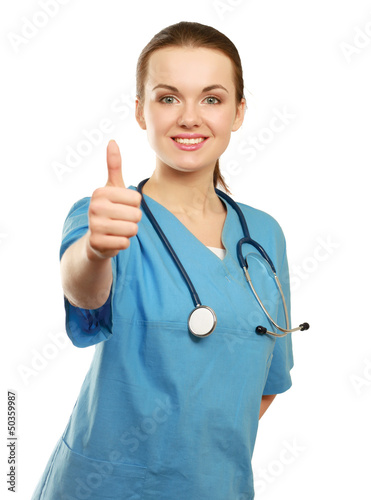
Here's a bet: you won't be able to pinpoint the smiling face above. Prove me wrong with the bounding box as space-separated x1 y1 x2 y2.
135 46 246 177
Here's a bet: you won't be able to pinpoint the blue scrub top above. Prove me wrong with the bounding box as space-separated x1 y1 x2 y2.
31 186 294 500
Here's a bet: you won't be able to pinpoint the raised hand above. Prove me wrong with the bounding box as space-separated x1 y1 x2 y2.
87 140 142 260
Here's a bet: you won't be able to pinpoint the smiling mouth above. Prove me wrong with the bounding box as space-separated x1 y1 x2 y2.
172 137 207 144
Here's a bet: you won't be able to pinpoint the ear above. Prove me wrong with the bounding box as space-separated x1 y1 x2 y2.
135 97 147 130
231 98 247 132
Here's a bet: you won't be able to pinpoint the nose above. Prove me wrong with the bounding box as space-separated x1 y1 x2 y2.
177 101 202 128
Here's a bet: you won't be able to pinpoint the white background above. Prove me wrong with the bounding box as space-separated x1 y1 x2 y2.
1 0 370 498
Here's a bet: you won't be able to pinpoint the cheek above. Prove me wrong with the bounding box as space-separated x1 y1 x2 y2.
147 108 173 136
144 112 172 153
223 108 238 127
208 108 235 131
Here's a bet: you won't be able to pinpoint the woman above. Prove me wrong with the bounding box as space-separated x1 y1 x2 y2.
32 21 295 500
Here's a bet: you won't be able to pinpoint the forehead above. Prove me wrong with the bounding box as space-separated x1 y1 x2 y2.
145 47 234 91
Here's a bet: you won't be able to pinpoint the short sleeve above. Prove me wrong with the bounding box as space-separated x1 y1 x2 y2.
262 242 294 395
59 197 118 348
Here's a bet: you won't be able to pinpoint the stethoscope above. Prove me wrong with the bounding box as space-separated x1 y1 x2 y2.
137 178 310 339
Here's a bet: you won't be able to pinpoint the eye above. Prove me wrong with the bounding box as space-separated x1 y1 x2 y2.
203 96 221 105
159 95 177 104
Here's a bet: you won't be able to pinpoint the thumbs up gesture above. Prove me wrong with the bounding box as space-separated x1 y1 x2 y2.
87 140 142 260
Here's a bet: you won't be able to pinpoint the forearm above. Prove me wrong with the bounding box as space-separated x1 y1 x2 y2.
259 394 277 419
60 231 113 310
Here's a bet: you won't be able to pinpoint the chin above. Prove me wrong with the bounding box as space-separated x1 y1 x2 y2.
168 157 217 171
168 163 213 175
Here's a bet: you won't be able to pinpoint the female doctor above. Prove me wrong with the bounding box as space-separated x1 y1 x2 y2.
32 21 296 500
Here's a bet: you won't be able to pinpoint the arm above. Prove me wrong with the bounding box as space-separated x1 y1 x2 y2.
259 394 277 419
60 140 141 310
60 231 113 310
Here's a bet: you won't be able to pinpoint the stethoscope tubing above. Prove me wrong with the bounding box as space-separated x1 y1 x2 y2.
243 265 309 336
137 178 201 308
216 189 277 274
136 178 309 338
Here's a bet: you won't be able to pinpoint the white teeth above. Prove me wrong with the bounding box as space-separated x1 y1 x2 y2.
174 137 206 144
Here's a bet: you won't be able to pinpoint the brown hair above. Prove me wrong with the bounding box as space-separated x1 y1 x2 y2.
136 21 245 194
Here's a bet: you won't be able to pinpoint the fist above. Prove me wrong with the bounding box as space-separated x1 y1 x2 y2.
87 140 142 260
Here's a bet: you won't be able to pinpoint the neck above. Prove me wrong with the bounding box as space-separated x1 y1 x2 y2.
142 163 225 217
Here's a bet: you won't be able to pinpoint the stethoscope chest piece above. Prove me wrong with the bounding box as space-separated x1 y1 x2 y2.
188 306 217 338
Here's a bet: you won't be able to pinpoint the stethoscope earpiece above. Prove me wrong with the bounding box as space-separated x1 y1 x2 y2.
256 326 267 335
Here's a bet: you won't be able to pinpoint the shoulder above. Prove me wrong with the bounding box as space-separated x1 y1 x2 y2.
65 196 91 215
234 199 286 241
61 196 91 233
63 197 91 224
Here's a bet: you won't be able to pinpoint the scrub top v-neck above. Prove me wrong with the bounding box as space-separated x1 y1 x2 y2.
207 246 226 259
31 185 294 500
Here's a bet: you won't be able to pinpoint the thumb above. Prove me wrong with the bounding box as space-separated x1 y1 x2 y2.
106 140 125 188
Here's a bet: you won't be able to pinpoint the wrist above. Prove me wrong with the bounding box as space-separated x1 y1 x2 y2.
84 231 110 262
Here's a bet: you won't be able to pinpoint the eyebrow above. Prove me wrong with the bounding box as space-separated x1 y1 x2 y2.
152 83 229 94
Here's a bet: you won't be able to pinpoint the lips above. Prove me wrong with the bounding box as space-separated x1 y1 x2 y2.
173 137 206 144
171 136 209 150
172 134 208 139
171 134 209 146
